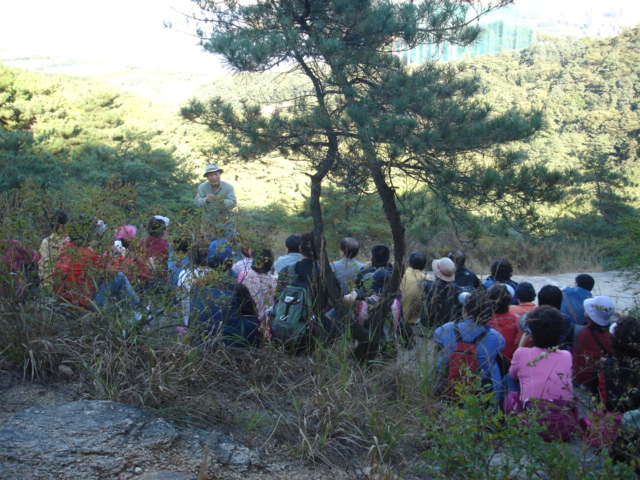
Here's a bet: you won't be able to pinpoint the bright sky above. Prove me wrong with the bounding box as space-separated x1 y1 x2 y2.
0 0 639 74
0 0 220 73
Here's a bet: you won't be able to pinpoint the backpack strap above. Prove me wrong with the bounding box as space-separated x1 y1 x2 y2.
454 324 489 344
587 327 610 356
474 327 490 345
454 325 464 343
288 262 298 279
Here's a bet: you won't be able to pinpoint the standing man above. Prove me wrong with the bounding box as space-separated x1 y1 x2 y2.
195 163 237 239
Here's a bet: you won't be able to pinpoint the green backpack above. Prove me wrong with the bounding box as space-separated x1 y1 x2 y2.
270 264 314 344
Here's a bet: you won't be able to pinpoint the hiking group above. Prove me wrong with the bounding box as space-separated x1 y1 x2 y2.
1 163 638 469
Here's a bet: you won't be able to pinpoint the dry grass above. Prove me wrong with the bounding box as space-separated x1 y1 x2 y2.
2 291 638 479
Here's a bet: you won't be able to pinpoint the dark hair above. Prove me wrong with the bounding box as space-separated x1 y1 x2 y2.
538 285 563 310
284 234 301 252
463 290 493 324
340 237 360 259
192 244 209 268
515 281 536 303
147 217 167 237
173 237 191 255
408 251 427 270
527 306 565 349
488 284 511 314
448 249 466 268
299 232 316 260
611 316 640 359
370 244 390 264
251 247 274 274
51 209 68 231
490 259 513 282
575 274 595 292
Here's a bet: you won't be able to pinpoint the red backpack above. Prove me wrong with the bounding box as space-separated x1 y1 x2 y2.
445 325 489 398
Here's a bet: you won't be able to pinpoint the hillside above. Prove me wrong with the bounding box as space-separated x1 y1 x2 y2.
1 28 640 268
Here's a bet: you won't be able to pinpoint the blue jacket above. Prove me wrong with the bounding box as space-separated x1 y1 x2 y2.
434 319 505 392
561 286 592 326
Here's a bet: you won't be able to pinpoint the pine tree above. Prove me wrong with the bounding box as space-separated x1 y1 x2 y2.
183 0 567 355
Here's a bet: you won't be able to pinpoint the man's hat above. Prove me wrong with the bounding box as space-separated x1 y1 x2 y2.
204 164 224 176
432 257 455 282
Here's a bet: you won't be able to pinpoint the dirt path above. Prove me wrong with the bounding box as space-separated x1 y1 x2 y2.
509 270 637 314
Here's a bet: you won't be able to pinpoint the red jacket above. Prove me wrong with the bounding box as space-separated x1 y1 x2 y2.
54 243 105 309
488 311 520 363
108 253 153 286
573 325 611 388
139 236 169 282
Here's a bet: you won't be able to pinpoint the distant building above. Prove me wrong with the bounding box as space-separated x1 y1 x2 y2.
396 2 637 65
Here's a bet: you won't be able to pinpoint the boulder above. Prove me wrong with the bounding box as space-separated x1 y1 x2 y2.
0 400 260 480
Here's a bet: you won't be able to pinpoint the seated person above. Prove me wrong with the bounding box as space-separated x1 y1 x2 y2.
231 242 253 278
139 216 170 284
399 251 431 329
38 209 68 291
55 217 137 310
573 296 614 392
487 284 520 376
177 244 211 326
351 268 403 363
510 281 537 347
434 290 505 398
168 236 191 288
561 274 595 327
190 239 259 348
421 257 461 328
355 243 393 292
483 259 519 305
112 225 137 258
109 227 154 290
238 247 277 323
54 216 106 309
537 285 573 349
448 249 481 291
273 234 301 274
510 282 537 316
331 237 364 295
506 306 576 442
596 316 640 466
1 238 40 299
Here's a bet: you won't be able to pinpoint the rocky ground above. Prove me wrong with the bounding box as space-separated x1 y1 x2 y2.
0 370 366 480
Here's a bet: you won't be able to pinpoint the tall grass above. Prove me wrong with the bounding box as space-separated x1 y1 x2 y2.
2 289 637 478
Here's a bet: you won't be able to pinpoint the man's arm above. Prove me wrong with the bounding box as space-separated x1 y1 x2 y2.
220 182 237 209
195 183 207 207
